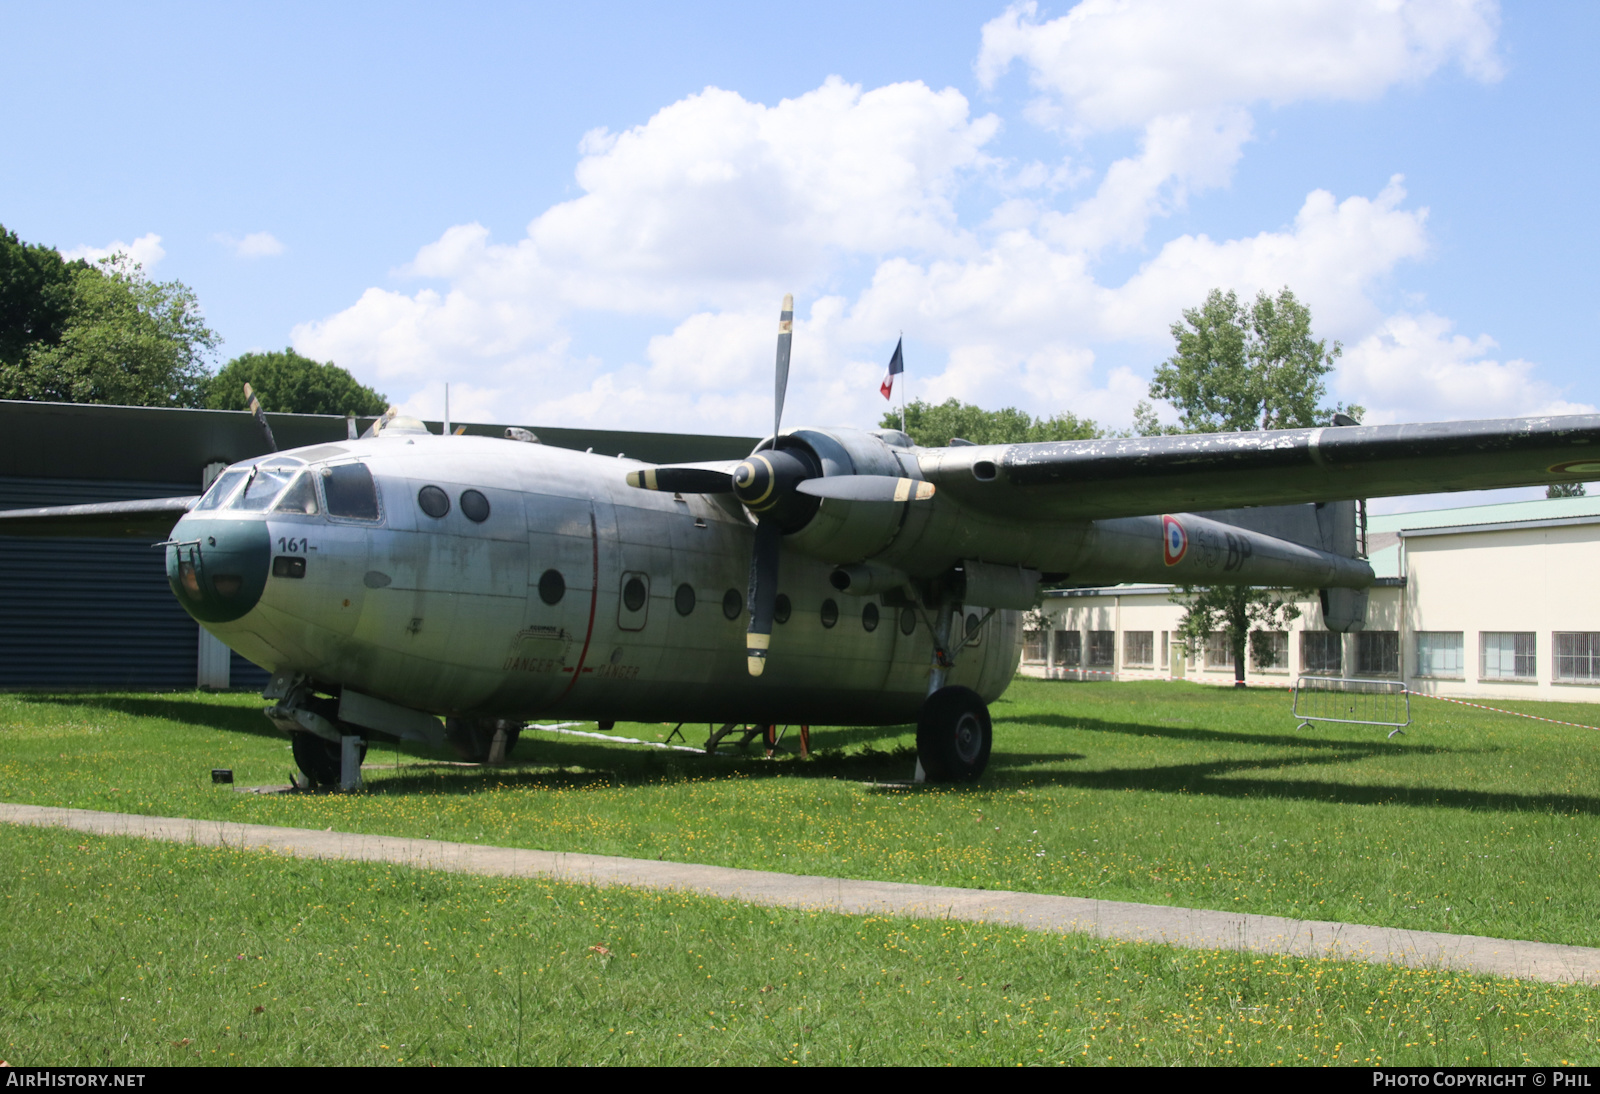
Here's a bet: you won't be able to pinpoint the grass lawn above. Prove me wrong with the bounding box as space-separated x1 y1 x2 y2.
2 678 1598 948
5 677 1600 1065
4 823 1598 1066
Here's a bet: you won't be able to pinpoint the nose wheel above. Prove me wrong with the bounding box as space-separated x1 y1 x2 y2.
292 732 366 788
915 685 992 782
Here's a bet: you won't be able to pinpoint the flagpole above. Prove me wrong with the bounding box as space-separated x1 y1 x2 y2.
899 330 906 435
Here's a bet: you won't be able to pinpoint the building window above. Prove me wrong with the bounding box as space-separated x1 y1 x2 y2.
1087 630 1115 667
1415 632 1464 677
1357 631 1400 676
1023 630 1046 664
1161 631 1169 668
1554 632 1600 682
1302 632 1342 674
1204 632 1233 669
1123 631 1153 667
1481 632 1536 680
1054 630 1081 666
1251 630 1288 671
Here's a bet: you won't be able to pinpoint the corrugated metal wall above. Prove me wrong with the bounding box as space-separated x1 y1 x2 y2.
0 476 267 690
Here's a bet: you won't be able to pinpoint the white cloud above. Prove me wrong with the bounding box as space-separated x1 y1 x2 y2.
296 78 1000 386
976 0 1502 131
215 231 286 258
291 5 1559 439
61 232 165 269
1338 312 1595 424
974 0 1501 258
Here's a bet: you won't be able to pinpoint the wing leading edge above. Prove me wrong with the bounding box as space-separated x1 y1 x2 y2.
0 496 199 538
918 414 1600 521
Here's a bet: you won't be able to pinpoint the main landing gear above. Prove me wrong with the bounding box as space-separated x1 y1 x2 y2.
916 685 992 782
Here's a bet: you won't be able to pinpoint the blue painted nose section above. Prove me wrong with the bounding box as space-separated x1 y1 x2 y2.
166 517 271 623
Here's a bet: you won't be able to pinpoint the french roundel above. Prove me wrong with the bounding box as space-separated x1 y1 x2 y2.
1162 515 1188 566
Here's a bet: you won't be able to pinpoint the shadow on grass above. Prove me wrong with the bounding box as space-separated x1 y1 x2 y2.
1003 712 1460 756
16 693 283 740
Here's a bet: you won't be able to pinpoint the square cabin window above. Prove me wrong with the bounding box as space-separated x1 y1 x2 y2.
1554 633 1600 682
1357 631 1400 676
1123 631 1153 667
1302 632 1342 675
1415 632 1464 677
1087 630 1115 667
1053 630 1081 666
1481 632 1536 680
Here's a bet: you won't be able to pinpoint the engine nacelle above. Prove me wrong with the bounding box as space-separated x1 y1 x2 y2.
775 428 915 564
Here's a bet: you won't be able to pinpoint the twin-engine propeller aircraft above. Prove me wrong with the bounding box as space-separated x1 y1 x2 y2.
5 294 1600 788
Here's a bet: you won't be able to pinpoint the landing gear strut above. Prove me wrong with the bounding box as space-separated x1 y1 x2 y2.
916 685 992 782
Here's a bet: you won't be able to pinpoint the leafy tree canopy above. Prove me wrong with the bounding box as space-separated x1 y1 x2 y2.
0 254 220 408
1548 482 1586 499
0 224 88 369
206 348 387 417
1143 287 1350 684
1136 286 1361 436
884 398 1102 447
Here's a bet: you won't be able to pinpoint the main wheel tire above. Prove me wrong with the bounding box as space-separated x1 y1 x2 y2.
916 685 992 782
292 733 366 787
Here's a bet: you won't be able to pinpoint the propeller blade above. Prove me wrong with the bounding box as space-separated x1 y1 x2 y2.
795 476 936 503
244 383 278 452
774 293 793 438
746 519 781 677
625 466 736 493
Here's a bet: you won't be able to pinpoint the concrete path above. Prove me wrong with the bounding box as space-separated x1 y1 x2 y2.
5 801 1598 986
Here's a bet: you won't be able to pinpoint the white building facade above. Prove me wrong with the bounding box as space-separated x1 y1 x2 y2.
1023 495 1600 703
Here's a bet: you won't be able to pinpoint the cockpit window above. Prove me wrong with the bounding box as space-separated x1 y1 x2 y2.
322 462 380 521
230 465 301 511
271 472 321 515
195 468 249 511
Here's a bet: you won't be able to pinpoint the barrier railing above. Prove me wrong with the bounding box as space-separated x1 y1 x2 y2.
1292 675 1411 736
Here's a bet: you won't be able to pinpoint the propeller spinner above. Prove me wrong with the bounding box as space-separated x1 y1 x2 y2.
626 295 935 676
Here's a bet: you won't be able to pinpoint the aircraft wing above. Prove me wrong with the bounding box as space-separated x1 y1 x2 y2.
0 496 200 538
918 414 1600 521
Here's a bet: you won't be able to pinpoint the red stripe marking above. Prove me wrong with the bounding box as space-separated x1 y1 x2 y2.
557 509 600 702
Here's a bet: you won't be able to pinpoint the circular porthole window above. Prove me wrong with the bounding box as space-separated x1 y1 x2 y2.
417 485 449 518
460 489 491 522
900 607 917 635
966 612 982 638
722 589 743 620
821 599 839 629
623 576 647 612
538 569 565 605
774 594 791 624
862 603 879 632
675 583 696 616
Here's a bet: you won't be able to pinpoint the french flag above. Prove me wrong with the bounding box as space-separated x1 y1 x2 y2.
880 338 903 400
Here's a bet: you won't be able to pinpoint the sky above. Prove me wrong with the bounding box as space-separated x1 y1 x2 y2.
5 1 1598 510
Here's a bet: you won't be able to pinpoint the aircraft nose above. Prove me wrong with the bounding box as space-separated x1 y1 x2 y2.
166 517 271 623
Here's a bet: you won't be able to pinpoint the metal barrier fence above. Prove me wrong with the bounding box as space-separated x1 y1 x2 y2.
1292 675 1412 737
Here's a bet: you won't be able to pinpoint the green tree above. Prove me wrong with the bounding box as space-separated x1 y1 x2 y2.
0 224 86 370
0 254 220 407
884 397 1102 447
1146 287 1351 686
1135 287 1361 435
205 348 387 416
1547 482 1586 499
